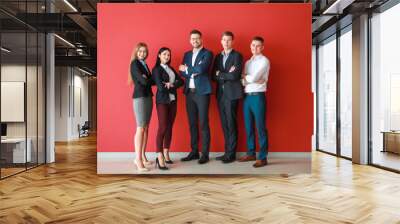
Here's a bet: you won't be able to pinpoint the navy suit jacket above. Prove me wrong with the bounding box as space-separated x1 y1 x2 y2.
181 48 213 95
212 49 244 100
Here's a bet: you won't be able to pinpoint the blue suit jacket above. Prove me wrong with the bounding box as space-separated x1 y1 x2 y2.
181 48 213 95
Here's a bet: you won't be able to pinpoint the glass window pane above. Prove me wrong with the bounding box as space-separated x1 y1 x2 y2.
318 36 337 154
371 3 400 171
340 28 352 158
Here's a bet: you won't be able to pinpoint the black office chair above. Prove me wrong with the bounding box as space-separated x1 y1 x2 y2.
78 121 90 138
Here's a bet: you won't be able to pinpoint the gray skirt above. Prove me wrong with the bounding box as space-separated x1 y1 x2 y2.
133 97 153 127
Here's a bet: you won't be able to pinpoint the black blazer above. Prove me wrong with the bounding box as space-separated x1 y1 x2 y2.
130 59 154 98
152 64 184 104
212 49 244 100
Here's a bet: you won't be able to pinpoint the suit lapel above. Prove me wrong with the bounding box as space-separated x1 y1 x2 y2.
145 64 151 75
162 67 169 81
186 51 193 66
226 50 234 70
222 50 234 71
138 60 150 75
194 48 204 66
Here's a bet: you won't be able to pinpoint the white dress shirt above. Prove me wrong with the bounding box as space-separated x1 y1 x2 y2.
161 64 176 101
187 47 203 89
244 54 270 93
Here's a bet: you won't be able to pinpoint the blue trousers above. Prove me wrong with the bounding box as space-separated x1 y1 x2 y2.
243 93 268 160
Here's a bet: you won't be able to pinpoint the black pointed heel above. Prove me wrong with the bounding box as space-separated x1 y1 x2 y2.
156 157 168 170
163 151 173 164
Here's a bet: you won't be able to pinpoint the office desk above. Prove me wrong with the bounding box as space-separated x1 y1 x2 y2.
382 131 400 154
1 138 32 163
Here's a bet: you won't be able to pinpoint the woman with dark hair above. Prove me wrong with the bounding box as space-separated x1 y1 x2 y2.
152 47 184 170
129 42 154 172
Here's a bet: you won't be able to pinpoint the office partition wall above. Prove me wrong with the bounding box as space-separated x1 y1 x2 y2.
0 1 47 179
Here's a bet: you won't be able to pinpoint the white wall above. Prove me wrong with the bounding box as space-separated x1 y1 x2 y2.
72 73 89 138
55 66 89 141
1 65 26 132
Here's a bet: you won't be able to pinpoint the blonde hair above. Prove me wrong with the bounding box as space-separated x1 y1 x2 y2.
128 42 149 85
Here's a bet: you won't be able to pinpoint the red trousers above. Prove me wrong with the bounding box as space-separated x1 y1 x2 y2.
156 101 177 152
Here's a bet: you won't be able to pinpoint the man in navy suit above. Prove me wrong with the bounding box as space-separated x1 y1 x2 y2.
179 29 213 164
212 31 243 164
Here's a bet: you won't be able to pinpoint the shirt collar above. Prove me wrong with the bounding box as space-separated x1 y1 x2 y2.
160 63 168 69
221 49 233 56
193 47 203 54
251 54 264 60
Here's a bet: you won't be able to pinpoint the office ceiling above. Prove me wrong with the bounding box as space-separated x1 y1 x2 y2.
0 0 391 75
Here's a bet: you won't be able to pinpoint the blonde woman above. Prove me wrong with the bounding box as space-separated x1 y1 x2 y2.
129 42 154 172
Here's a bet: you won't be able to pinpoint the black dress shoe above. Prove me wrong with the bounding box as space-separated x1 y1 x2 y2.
222 157 236 164
198 155 209 164
181 153 199 162
216 155 226 161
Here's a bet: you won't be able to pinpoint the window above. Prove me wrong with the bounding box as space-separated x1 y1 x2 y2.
317 35 337 154
370 2 400 171
339 28 352 158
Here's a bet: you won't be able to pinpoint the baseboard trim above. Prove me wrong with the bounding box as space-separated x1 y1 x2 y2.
98 152 311 161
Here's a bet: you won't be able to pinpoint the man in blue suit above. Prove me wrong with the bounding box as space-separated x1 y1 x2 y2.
179 29 213 164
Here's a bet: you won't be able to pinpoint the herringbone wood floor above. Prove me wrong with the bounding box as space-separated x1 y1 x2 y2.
1 135 400 224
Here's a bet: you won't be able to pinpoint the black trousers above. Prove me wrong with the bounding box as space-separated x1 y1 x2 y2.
217 95 239 159
186 91 210 156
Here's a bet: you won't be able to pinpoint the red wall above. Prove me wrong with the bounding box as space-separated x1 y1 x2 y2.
97 3 313 153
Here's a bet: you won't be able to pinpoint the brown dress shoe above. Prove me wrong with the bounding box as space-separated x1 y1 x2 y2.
238 155 256 162
253 159 268 168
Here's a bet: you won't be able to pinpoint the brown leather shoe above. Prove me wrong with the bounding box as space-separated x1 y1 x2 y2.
253 159 268 168
238 155 256 162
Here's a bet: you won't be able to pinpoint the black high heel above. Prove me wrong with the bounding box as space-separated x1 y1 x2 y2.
163 151 173 164
156 157 168 170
